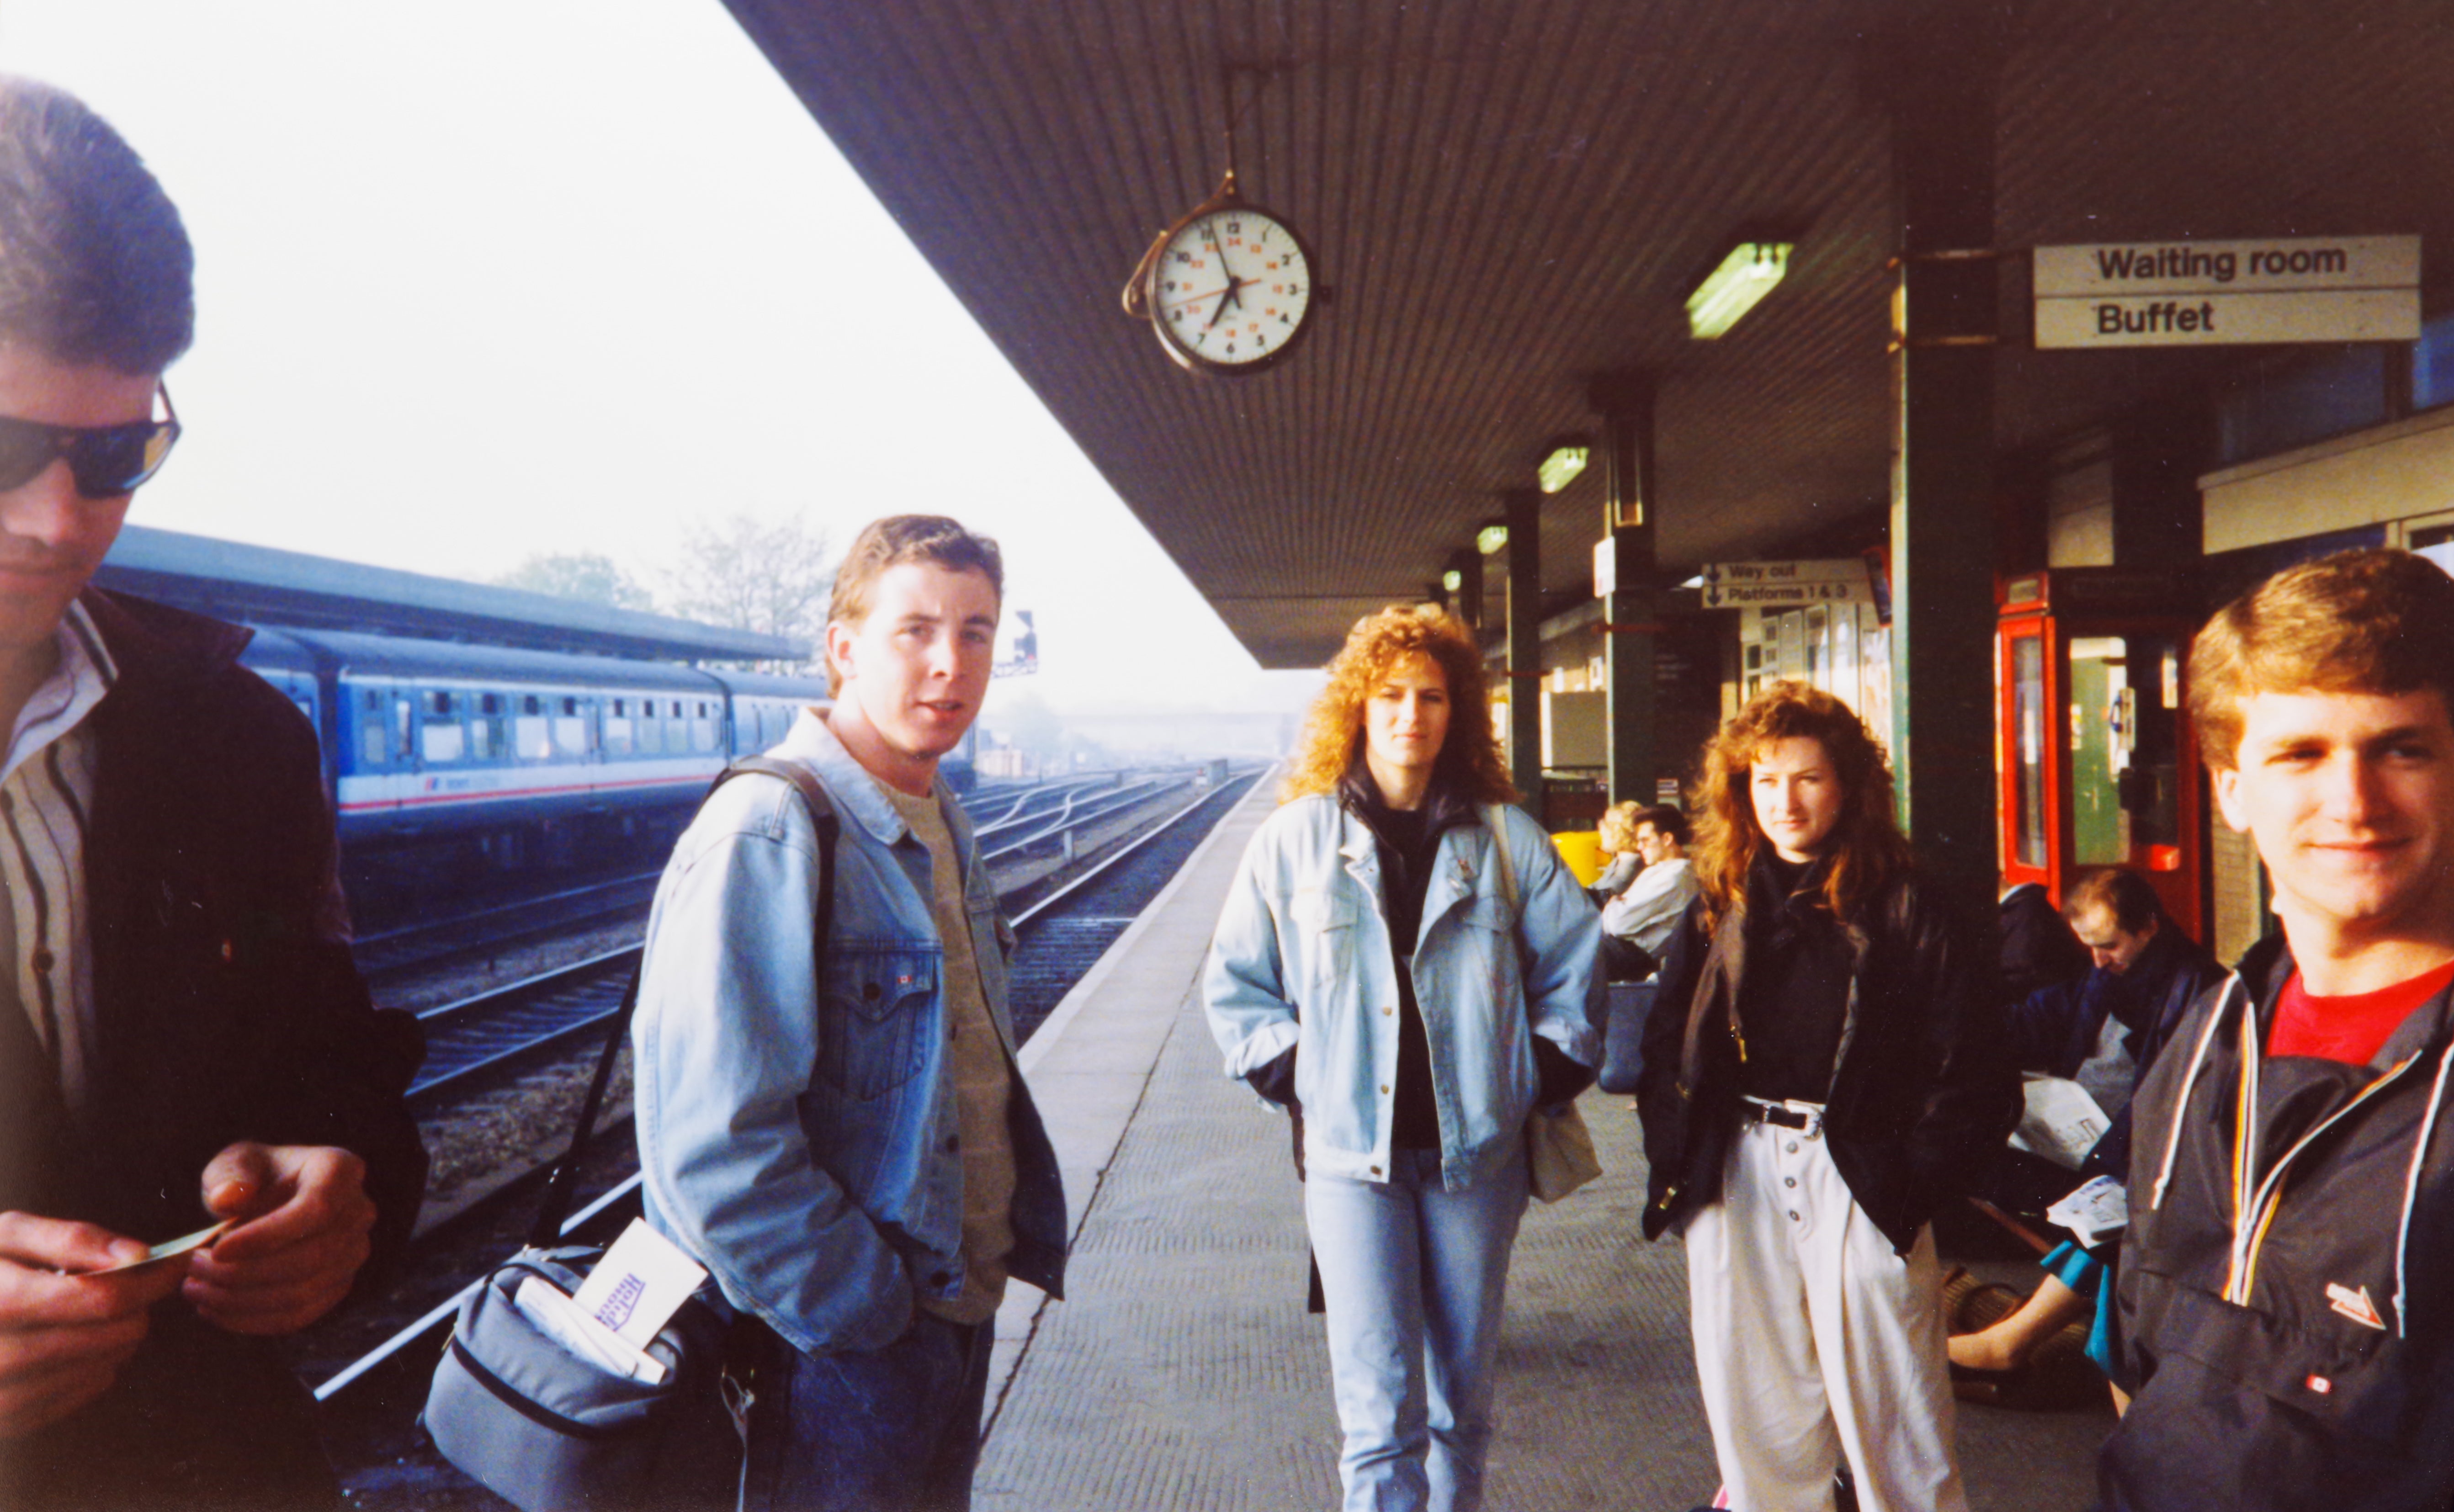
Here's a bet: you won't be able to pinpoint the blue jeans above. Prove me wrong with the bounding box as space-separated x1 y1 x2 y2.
747 1313 993 1512
1305 1143 1529 1512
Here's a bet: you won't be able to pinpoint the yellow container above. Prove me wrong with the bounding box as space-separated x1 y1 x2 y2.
1549 830 1606 887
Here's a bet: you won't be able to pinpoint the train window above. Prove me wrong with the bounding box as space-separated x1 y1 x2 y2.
554 712 587 756
604 704 634 757
523 695 543 716
422 700 465 764
360 710 387 769
636 707 663 755
364 689 381 711
480 693 502 715
393 697 414 764
516 714 551 762
692 704 717 753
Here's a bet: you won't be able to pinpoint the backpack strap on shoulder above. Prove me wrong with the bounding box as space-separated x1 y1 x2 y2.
710 757 839 972
525 757 839 1249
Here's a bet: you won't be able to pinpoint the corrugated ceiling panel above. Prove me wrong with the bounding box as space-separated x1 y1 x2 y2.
725 0 2454 663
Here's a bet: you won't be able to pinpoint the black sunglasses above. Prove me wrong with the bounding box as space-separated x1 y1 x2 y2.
0 384 181 499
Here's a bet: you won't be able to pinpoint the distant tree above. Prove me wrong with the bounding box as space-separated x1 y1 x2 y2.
496 552 656 611
660 512 835 654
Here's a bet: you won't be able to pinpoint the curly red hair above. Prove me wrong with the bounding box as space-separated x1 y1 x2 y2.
1281 605 1516 806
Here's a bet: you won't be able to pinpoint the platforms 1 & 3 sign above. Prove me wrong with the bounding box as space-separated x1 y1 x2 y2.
1698 559 1871 610
2033 234 2419 349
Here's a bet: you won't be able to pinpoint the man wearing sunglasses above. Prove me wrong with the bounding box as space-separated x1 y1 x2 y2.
0 80 425 1508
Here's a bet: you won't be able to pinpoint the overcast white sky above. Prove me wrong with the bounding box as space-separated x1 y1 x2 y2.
0 2 1320 719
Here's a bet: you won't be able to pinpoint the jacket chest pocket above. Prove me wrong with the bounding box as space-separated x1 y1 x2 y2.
1288 889 1360 1001
818 947 939 1100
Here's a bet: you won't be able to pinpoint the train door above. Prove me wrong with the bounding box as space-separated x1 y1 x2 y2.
1996 570 2203 939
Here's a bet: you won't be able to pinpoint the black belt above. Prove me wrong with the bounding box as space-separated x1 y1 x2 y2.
1740 1096 1824 1131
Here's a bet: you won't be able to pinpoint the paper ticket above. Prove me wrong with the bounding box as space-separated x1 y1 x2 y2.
83 1219 233 1276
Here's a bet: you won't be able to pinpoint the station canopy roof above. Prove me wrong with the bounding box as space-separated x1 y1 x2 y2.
725 0 2454 666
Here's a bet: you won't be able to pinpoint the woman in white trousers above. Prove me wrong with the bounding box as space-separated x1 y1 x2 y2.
1634 681 2018 1512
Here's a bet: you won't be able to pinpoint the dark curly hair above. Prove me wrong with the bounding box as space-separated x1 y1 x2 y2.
1689 680 1911 928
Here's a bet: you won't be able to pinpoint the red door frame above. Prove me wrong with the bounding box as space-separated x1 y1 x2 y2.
1996 581 2204 942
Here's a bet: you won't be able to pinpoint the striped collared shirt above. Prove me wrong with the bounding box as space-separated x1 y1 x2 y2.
0 602 116 1109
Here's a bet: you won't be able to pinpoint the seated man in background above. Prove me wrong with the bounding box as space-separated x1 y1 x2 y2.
1950 869 2220 1386
1598 803 1697 981
0 77 428 1508
2007 867 2221 1144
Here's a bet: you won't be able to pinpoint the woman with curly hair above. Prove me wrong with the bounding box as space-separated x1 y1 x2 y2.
1635 681 2016 1512
1204 605 1601 1512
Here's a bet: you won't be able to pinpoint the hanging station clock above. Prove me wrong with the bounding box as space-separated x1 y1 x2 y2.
1126 174 1319 375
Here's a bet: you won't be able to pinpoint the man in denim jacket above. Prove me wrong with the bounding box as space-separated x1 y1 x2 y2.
633 516 1066 1512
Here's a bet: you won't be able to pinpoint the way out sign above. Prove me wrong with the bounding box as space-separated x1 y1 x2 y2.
2034 235 2418 348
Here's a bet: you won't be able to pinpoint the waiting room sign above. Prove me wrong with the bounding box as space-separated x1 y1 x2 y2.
2033 234 2418 348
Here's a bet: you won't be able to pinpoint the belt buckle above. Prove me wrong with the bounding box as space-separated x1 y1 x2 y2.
1779 1099 1824 1138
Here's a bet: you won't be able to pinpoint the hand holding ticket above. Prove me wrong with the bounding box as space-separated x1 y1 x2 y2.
80 1220 231 1276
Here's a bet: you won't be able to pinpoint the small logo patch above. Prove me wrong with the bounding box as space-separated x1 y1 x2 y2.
2327 1282 2386 1331
2306 1374 2333 1395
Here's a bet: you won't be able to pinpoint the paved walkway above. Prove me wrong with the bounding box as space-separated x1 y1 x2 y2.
982 780 2113 1510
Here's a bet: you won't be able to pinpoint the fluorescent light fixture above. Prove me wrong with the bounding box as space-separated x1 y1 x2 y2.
1537 443 1589 495
1687 242 1792 339
1441 568 1463 592
1477 525 1509 555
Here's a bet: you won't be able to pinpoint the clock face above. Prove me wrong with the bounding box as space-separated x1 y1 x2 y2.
1147 205 1315 372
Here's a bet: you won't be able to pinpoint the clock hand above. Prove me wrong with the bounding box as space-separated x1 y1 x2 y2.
1202 219 1245 328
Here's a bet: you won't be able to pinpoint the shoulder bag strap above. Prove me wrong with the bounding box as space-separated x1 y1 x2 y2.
525 757 839 1247
1484 804 1519 912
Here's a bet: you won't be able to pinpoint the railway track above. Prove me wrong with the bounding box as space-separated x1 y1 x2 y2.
408 947 643 1109
353 869 662 985
309 767 1259 1506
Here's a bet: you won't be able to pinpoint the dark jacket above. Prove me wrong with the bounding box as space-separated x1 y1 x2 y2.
2103 936 2454 1512
1999 881 2091 1003
2009 925 2224 1182
0 589 427 1509
2009 925 2220 1084
1637 866 2017 1254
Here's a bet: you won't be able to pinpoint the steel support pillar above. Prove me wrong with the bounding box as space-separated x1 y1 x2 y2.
1503 489 1543 814
1880 16 2002 901
1592 374 1657 807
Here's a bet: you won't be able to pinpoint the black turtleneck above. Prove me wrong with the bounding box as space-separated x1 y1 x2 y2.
1734 850 1855 1103
1344 770 1470 1148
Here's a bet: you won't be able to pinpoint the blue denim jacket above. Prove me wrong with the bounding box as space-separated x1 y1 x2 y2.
633 711 1067 1357
1203 794 1603 1191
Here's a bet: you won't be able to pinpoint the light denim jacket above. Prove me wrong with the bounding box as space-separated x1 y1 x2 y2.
1203 794 1603 1191
633 711 1067 1357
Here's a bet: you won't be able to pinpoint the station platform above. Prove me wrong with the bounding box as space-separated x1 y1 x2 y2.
985 778 2114 1511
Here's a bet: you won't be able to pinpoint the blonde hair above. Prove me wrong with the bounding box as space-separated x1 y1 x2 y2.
2188 547 2454 769
1281 605 1515 806
1598 801 1643 852
1689 681 1911 928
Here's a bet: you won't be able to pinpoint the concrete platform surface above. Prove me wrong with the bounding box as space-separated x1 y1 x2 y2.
983 780 2114 1510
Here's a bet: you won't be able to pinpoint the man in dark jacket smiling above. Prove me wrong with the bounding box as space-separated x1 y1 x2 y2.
2103 548 2454 1511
